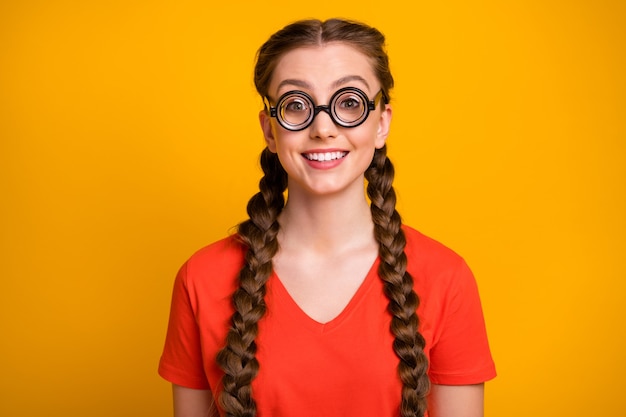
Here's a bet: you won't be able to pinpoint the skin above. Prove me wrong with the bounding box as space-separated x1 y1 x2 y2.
172 385 218 417
261 43 389 200
428 384 485 417
172 42 485 417
259 43 390 323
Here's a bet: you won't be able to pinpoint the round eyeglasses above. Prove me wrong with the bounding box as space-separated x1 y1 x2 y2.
266 87 389 132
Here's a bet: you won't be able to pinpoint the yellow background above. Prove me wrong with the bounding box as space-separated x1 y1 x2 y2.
1 1 624 416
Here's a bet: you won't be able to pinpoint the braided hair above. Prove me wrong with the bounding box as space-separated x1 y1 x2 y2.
216 18 430 417
366 145 430 417
216 148 286 416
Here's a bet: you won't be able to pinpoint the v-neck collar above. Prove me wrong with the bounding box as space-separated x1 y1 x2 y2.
268 257 381 334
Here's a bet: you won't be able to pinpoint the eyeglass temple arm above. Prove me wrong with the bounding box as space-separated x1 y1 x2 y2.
263 96 278 117
369 90 389 110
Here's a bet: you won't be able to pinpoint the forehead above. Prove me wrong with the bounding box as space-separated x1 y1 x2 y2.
269 43 378 94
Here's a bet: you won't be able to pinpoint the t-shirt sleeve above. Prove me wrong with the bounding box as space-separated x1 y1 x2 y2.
427 259 497 385
158 262 211 389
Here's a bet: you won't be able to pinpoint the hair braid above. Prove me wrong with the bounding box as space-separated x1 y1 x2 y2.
365 145 430 417
216 148 287 417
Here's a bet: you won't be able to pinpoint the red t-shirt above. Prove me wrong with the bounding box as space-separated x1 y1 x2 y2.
159 225 496 416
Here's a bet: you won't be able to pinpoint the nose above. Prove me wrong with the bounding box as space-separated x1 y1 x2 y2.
309 106 338 140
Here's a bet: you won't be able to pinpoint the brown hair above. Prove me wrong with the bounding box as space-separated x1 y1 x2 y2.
216 18 429 417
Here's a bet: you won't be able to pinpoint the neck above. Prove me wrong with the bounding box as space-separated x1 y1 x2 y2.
278 186 376 254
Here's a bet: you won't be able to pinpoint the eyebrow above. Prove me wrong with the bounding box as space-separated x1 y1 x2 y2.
276 78 312 91
275 75 371 93
332 75 370 90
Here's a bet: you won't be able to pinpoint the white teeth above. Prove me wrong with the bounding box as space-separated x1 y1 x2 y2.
304 151 347 161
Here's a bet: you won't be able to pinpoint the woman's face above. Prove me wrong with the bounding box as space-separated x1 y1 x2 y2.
259 42 392 199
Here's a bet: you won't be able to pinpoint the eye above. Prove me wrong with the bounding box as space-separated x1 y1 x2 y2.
337 95 364 111
283 97 309 112
278 93 314 127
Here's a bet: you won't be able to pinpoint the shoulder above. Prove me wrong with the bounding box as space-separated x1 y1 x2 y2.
402 224 466 271
186 234 246 273
178 234 246 298
401 224 476 296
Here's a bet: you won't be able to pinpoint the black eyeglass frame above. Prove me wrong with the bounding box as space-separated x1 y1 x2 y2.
265 87 389 132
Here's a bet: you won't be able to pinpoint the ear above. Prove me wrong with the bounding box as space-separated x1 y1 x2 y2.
375 104 392 149
259 110 277 153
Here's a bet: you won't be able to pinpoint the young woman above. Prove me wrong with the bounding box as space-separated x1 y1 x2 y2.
159 18 496 417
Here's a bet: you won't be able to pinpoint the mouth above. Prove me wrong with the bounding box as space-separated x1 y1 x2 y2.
302 151 348 161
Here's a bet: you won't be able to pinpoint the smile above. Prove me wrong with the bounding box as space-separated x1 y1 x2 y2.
303 151 348 161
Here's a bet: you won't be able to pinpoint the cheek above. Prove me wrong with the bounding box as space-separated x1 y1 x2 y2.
272 133 302 160
355 129 383 150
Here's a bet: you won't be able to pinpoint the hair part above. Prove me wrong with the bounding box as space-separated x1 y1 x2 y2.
254 18 394 100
